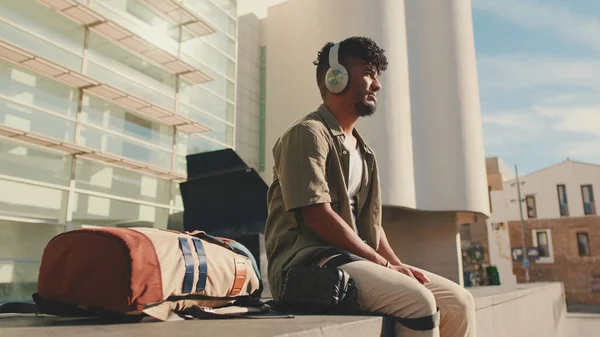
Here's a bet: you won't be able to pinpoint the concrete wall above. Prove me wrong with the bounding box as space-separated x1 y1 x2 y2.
484 157 518 287
470 283 567 337
382 207 464 284
486 220 518 287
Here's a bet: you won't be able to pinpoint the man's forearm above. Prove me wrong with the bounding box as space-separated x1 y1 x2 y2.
376 228 402 265
301 204 388 266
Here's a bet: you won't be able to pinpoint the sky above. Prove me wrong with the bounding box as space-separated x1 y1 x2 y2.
237 0 600 175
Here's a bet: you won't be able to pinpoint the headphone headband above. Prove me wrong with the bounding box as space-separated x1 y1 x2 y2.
329 43 341 68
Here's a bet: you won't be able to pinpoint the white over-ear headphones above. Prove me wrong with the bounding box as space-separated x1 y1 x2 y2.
325 43 349 94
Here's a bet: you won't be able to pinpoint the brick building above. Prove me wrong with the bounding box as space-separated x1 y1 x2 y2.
487 158 600 304
508 216 600 304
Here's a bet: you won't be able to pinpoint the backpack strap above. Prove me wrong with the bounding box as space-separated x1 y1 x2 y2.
322 252 365 269
230 257 248 296
187 232 264 296
181 304 294 320
0 302 38 315
396 309 441 331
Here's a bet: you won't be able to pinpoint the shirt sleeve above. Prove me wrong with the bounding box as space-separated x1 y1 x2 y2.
275 123 332 212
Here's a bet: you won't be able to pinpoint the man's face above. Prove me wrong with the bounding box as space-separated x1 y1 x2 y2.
346 59 382 117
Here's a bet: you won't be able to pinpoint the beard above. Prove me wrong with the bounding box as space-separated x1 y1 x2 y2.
356 101 376 116
355 92 377 117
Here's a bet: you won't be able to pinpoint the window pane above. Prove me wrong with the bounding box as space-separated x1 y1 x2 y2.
0 61 80 118
537 232 549 257
183 0 236 36
74 158 171 205
0 258 41 302
181 39 235 79
557 184 569 216
176 133 227 157
81 94 174 149
178 102 234 145
178 58 235 101
582 185 596 215
0 1 84 70
0 220 63 260
0 138 72 186
71 192 169 229
86 32 177 111
577 233 591 257
201 30 236 58
172 182 183 210
176 155 187 174
583 186 593 202
0 97 75 142
208 0 236 17
86 0 179 55
0 179 66 222
526 196 537 218
178 79 234 122
0 220 63 302
78 125 173 170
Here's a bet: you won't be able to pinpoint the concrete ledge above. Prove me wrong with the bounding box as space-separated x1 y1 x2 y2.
0 314 391 337
470 282 566 337
0 283 566 337
566 313 600 337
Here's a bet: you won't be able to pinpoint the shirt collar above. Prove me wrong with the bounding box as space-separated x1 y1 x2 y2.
317 104 344 137
317 104 373 154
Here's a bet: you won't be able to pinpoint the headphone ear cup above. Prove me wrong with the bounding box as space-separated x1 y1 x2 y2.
325 65 349 94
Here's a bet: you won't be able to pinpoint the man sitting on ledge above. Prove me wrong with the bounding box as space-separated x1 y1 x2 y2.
264 36 476 337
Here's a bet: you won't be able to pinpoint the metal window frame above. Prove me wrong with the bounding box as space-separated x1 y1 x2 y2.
36 0 215 84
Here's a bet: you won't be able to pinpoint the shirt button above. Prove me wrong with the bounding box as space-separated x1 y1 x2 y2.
343 150 348 155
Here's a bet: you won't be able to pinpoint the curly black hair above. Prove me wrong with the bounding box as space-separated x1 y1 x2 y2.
314 36 388 98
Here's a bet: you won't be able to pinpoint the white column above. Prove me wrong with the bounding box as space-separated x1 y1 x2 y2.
405 0 490 216
352 0 415 208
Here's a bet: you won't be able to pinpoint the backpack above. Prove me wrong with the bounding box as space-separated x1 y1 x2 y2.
1 227 273 322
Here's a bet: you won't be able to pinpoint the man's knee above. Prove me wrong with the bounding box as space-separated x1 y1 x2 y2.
454 287 476 316
395 287 439 331
403 286 437 318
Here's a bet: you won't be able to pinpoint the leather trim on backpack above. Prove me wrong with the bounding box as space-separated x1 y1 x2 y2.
230 258 248 296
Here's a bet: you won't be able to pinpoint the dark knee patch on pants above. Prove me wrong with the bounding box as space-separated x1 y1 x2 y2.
396 308 440 331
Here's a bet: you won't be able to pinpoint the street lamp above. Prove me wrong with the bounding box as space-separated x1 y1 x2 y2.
510 164 530 283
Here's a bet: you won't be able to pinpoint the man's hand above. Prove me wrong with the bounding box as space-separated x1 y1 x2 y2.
389 264 431 285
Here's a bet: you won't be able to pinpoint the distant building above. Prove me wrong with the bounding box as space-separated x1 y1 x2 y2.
489 158 600 304
0 0 238 302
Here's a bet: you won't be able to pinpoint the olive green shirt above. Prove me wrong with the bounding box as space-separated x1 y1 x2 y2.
264 104 383 300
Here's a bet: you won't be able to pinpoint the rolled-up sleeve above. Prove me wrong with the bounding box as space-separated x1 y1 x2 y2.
276 123 331 212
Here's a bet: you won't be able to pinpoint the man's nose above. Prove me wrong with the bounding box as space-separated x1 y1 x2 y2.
371 78 382 92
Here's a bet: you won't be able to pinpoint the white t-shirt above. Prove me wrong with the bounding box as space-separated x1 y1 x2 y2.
344 139 363 232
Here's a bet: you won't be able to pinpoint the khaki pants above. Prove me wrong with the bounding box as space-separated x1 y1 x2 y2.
338 261 476 337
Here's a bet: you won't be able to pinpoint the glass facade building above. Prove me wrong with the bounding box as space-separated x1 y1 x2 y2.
0 0 237 302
